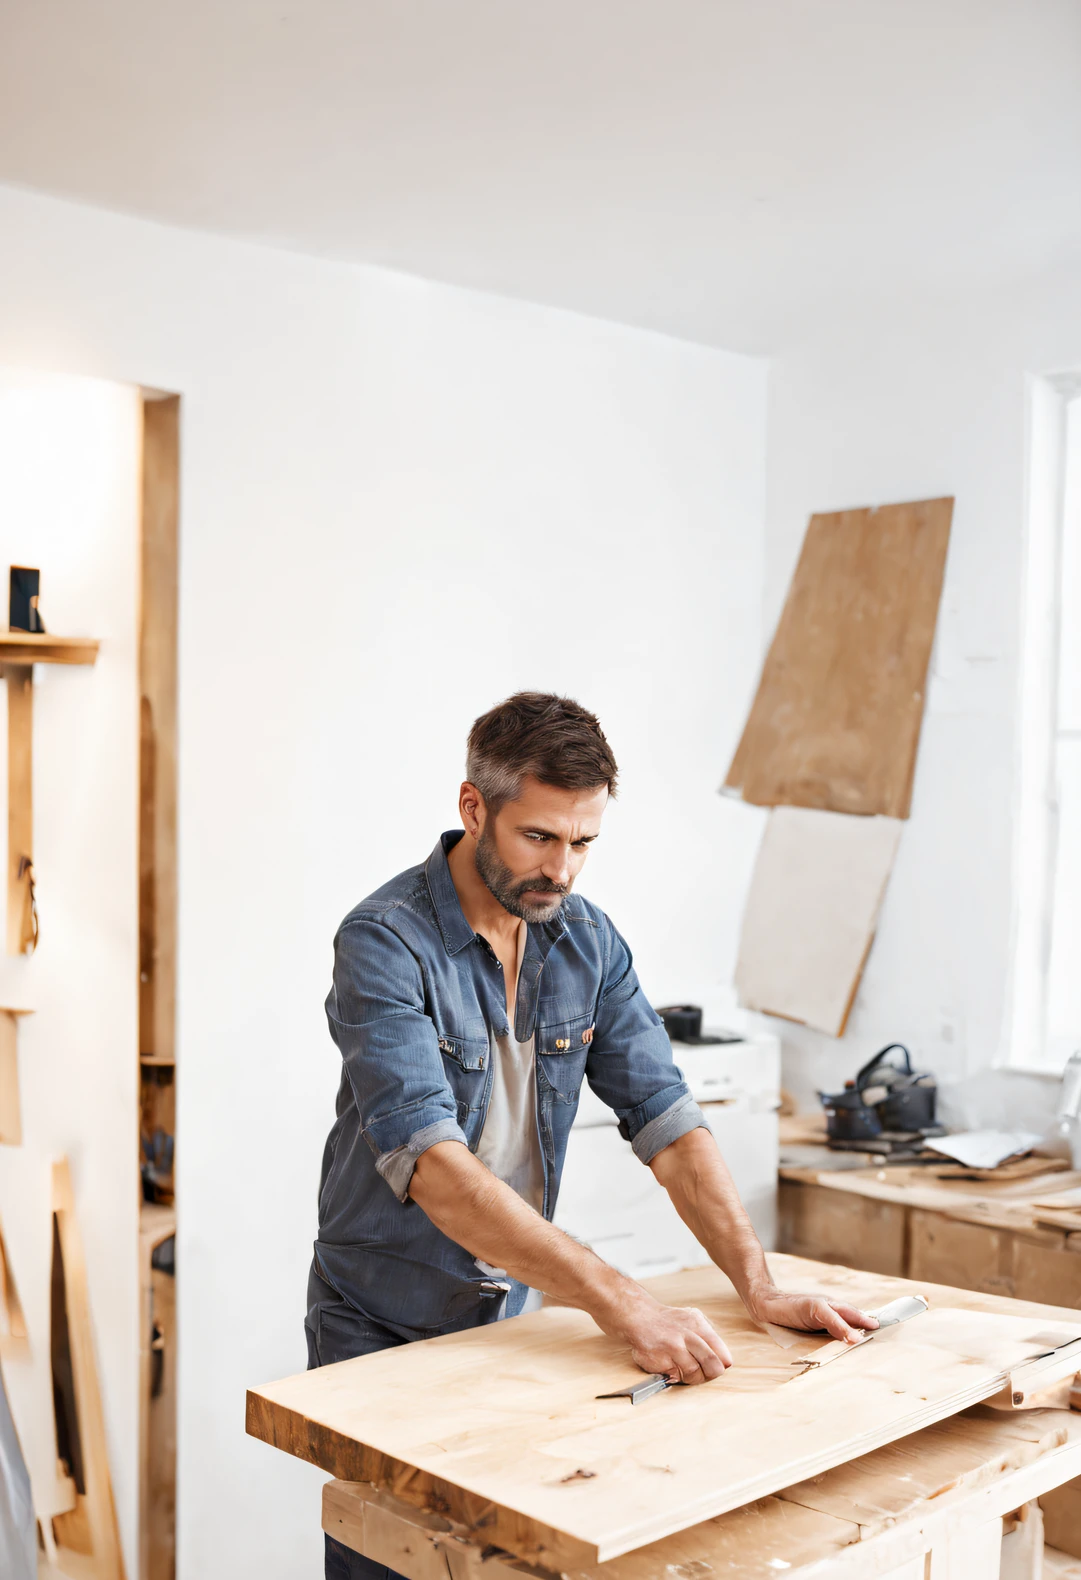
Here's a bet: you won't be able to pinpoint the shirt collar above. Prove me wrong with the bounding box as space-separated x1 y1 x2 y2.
425 829 570 957
426 831 475 955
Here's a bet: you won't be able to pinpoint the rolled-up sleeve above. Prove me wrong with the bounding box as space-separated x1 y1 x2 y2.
584 918 707 1164
327 918 468 1201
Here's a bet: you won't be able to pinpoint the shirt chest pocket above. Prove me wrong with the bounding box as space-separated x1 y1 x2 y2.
536 1011 594 1104
437 1032 489 1116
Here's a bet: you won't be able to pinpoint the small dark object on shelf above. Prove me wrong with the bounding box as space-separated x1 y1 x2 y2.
657 1004 742 1046
141 1128 174 1203
151 1235 175 1276
9 566 46 633
819 1043 938 1144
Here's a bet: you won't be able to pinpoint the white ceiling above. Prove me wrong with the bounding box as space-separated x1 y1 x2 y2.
2 0 1079 352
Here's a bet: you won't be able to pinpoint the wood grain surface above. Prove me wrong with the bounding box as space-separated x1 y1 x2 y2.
724 497 953 818
322 1409 1074 1580
247 1254 1081 1568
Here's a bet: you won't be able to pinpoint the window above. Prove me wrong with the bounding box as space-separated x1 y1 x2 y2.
1010 376 1081 1069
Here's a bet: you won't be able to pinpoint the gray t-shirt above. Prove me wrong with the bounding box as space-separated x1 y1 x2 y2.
475 1028 545 1213
475 921 545 1214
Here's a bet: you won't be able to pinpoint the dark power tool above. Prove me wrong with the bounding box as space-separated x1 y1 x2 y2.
819 1043 937 1144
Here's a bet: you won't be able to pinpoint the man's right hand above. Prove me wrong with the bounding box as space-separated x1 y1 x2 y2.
596 1286 733 1383
410 1143 732 1383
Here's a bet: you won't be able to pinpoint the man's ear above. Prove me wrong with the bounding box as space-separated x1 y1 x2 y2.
459 781 485 839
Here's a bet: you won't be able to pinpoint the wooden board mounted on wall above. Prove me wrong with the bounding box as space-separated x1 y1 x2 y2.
724 497 953 819
735 808 903 1036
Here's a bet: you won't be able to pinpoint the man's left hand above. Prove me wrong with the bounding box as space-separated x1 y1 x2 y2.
748 1288 878 1345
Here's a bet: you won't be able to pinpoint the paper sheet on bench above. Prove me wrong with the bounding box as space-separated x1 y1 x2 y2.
925 1131 1044 1170
735 806 903 1035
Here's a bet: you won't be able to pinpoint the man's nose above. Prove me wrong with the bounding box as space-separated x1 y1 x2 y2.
541 848 572 887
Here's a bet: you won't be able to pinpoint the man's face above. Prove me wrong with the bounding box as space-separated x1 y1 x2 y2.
474 775 608 924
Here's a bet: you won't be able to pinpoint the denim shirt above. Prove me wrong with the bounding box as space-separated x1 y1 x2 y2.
309 831 705 1343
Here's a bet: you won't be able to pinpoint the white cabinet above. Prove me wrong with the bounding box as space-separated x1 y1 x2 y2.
554 1034 780 1280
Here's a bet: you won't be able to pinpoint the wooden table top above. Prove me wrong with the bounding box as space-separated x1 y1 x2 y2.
247 1253 1081 1569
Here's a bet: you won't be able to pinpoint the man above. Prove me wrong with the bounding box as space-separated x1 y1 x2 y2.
309 692 874 1580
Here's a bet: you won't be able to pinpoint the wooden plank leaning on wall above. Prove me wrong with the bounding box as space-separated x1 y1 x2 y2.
51 1159 126 1579
138 393 179 1580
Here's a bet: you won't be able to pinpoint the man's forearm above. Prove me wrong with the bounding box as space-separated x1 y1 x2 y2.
409 1140 634 1326
649 1127 777 1313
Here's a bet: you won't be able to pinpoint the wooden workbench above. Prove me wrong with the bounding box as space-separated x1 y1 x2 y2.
249 1255 1081 1578
322 1408 1081 1578
778 1147 1081 1306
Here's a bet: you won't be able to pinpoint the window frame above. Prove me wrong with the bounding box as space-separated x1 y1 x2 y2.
1005 372 1081 1070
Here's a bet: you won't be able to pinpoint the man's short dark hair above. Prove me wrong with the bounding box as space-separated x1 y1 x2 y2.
466 692 618 814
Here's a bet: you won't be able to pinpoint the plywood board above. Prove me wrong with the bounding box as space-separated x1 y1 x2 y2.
725 497 953 818
734 807 903 1034
247 1255 1081 1569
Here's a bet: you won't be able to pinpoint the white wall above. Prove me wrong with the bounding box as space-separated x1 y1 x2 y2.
0 372 141 1558
0 183 767 1578
762 266 1081 1120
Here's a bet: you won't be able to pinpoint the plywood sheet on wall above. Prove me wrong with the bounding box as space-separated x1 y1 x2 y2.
734 806 903 1035
724 497 953 818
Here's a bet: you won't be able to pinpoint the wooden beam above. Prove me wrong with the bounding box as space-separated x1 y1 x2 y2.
5 663 34 954
138 392 179 1580
0 1007 24 1143
0 1209 28 1351
50 1159 126 1580
138 1205 176 1580
139 395 178 1065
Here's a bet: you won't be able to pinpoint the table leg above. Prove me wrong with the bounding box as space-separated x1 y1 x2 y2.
928 1516 1003 1579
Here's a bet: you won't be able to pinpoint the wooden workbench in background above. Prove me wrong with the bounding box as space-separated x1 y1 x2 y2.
778 1127 1081 1307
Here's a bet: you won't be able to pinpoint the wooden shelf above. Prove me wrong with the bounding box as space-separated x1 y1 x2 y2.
140 1055 175 1069
0 631 100 666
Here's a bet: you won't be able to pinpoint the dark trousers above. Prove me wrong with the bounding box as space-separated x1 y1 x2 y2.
324 1535 405 1580
306 1266 411 1580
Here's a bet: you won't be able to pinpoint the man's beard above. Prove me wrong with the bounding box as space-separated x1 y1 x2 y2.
474 827 568 924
